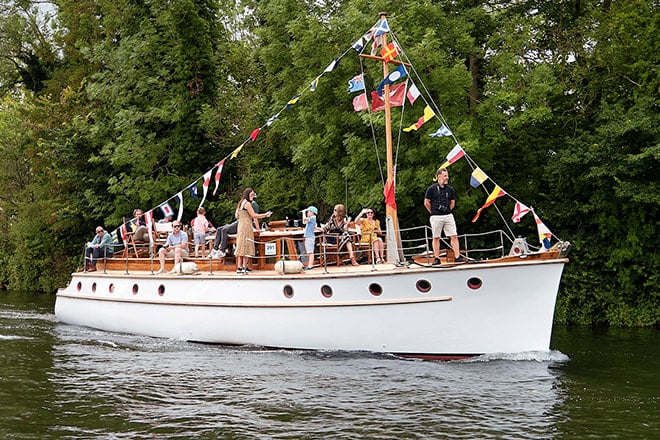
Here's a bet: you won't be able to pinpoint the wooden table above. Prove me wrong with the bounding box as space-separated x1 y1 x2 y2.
227 228 306 270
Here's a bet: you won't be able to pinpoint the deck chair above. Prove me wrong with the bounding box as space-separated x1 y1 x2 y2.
352 224 374 264
320 232 356 266
122 217 151 258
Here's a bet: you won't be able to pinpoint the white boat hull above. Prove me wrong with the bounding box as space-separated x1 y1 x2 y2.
55 258 566 358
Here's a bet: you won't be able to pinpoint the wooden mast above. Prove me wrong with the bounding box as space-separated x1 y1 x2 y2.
376 12 404 263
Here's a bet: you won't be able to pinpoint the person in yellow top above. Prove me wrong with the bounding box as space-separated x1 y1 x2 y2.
354 207 385 263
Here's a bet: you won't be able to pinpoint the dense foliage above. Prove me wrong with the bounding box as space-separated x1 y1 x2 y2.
0 0 657 326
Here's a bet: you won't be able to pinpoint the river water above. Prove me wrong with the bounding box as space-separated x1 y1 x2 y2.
1 291 658 439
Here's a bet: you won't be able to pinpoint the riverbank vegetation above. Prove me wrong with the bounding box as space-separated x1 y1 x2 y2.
0 0 657 326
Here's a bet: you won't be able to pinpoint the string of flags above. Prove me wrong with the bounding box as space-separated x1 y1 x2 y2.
112 16 554 251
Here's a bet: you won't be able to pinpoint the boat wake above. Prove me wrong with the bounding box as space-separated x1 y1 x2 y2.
465 350 569 363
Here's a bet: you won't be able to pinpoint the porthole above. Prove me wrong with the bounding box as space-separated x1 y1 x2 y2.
76 282 82 292
283 285 294 299
132 284 139 295
91 282 97 293
158 285 165 297
321 284 333 298
368 283 383 296
416 279 432 293
467 277 483 290
109 284 114 293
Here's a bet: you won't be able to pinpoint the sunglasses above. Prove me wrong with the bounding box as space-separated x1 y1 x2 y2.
173 224 182 228
367 211 374 214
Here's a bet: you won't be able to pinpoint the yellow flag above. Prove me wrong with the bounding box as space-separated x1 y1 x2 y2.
404 105 435 132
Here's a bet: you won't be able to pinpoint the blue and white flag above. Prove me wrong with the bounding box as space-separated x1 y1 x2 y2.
429 124 452 137
324 59 338 73
188 183 198 198
347 74 365 93
373 18 389 37
351 37 364 53
377 64 407 96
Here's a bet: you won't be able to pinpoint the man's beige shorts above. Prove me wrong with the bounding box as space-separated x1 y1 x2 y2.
430 214 457 237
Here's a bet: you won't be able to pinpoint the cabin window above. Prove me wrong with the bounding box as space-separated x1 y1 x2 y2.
91 282 97 293
283 285 294 298
467 277 483 290
368 283 383 296
321 285 333 298
109 284 114 293
132 284 139 295
158 285 165 296
416 279 432 293
76 282 82 292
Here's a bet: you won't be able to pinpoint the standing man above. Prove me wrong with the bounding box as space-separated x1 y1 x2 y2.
424 168 463 264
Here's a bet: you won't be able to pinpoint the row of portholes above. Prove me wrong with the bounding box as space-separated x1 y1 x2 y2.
76 277 484 299
76 281 145 296
281 277 483 299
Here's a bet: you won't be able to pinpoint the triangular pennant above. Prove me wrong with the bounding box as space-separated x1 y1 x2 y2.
212 159 226 196
439 144 465 168
429 124 452 138
512 201 531 223
406 82 420 105
472 185 507 222
403 105 435 132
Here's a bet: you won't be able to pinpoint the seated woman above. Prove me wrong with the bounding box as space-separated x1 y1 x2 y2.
321 204 359 266
355 207 385 263
129 209 150 242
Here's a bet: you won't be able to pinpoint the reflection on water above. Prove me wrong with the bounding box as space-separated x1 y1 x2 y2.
1 292 658 439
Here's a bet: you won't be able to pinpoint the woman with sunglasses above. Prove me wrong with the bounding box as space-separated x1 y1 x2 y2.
321 204 359 266
355 207 385 263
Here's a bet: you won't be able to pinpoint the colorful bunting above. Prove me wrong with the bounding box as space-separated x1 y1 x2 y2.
439 144 465 168
160 202 174 218
380 42 400 62
353 93 369 112
406 82 420 105
377 64 407 96
310 75 321 91
249 128 261 142
266 112 280 126
429 125 452 138
472 185 507 222
348 74 365 93
371 82 406 112
534 212 553 249
230 141 245 159
370 18 389 56
188 183 198 198
119 224 127 245
351 36 365 53
198 169 213 208
146 210 155 245
512 201 531 223
324 58 338 73
286 95 301 110
175 192 184 221
213 159 226 196
373 18 390 37
470 167 489 188
403 105 435 132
